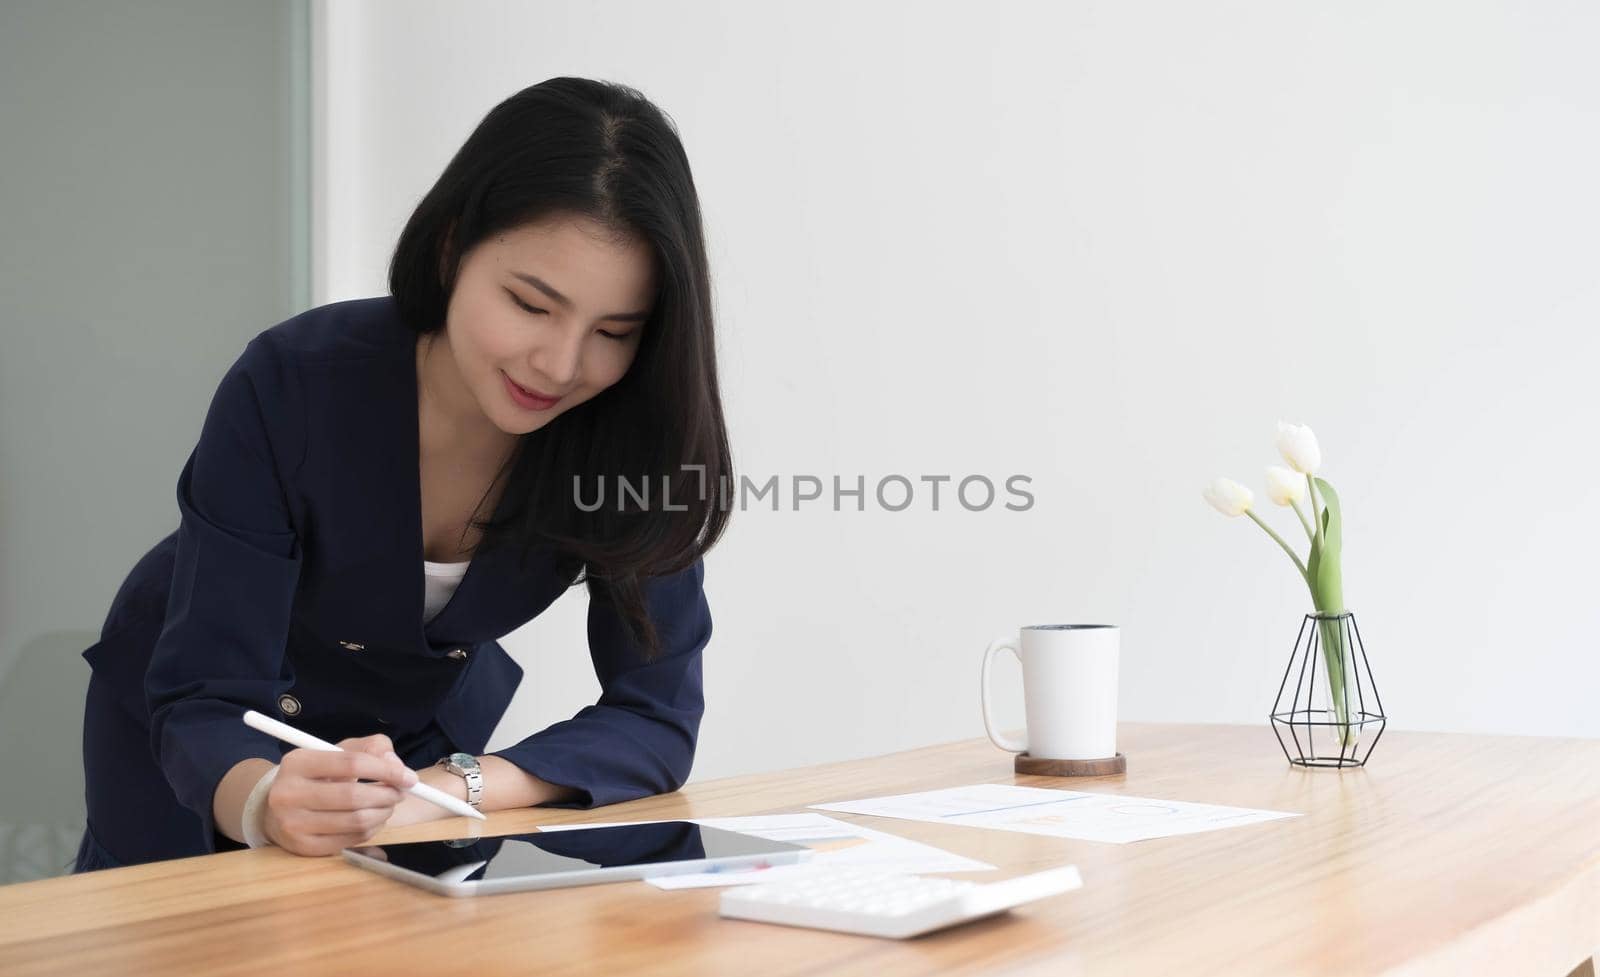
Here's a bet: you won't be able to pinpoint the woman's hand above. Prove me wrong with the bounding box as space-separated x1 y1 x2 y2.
262 733 419 856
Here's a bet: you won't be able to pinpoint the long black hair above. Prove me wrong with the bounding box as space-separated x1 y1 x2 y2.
389 77 732 662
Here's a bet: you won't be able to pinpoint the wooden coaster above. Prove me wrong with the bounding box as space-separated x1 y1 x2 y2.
1014 752 1127 777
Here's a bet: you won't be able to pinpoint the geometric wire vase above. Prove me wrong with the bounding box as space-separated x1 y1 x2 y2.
1269 610 1386 768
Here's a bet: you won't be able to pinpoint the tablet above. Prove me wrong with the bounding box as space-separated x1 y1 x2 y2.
342 820 813 897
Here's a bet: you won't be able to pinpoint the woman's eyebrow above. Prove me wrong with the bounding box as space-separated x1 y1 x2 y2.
510 271 651 322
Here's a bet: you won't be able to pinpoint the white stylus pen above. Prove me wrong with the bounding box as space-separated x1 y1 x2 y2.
242 709 487 821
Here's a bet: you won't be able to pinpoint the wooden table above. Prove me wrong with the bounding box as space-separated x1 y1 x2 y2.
2 723 1596 976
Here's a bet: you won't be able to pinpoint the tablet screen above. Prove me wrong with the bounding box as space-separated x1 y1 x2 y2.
350 821 800 883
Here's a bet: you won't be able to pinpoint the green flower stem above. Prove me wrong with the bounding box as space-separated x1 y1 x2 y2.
1306 474 1322 551
1245 509 1308 581
1289 499 1314 541
1316 617 1355 750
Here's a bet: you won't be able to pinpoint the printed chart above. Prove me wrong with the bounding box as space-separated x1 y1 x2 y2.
812 783 1300 843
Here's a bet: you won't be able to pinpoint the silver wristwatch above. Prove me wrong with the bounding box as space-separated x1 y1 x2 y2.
436 751 484 809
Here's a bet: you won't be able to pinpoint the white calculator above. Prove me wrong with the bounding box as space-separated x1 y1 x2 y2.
718 865 1084 939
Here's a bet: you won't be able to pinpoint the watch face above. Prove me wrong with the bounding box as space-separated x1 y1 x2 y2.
449 751 480 772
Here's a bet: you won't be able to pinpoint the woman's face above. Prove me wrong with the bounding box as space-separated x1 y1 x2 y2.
437 213 655 437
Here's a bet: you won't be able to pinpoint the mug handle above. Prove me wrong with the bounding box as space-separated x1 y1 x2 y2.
981 635 1028 753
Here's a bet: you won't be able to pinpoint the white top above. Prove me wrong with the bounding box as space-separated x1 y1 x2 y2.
423 558 471 623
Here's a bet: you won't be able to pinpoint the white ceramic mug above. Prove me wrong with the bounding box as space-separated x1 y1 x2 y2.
981 624 1120 760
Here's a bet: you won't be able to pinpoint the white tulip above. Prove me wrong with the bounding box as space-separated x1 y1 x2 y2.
1265 466 1307 506
1203 477 1254 517
1276 421 1322 474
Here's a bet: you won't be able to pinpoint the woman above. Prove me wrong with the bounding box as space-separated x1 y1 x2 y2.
72 77 732 871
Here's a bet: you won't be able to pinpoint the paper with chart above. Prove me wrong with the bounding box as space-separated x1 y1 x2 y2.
538 812 994 889
811 783 1300 844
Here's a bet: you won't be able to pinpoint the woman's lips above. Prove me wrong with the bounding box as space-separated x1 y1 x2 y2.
503 371 562 410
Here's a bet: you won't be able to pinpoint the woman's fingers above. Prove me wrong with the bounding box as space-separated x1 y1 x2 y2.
266 798 402 853
289 779 405 811
277 806 397 836
338 733 395 755
284 749 386 780
275 831 378 858
344 733 419 791
288 747 415 788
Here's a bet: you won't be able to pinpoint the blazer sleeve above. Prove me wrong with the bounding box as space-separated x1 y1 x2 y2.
144 332 306 852
486 558 710 809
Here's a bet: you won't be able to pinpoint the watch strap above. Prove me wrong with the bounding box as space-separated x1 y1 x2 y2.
438 753 484 808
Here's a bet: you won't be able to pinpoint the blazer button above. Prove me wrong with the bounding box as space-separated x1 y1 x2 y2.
447 648 469 661
277 693 302 717
338 640 365 652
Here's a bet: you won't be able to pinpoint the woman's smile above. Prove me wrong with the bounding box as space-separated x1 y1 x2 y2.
502 370 562 411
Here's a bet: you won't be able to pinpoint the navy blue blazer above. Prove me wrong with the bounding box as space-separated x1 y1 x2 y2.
80 296 710 858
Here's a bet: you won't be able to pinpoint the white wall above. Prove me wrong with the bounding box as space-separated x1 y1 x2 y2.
311 0 1600 783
